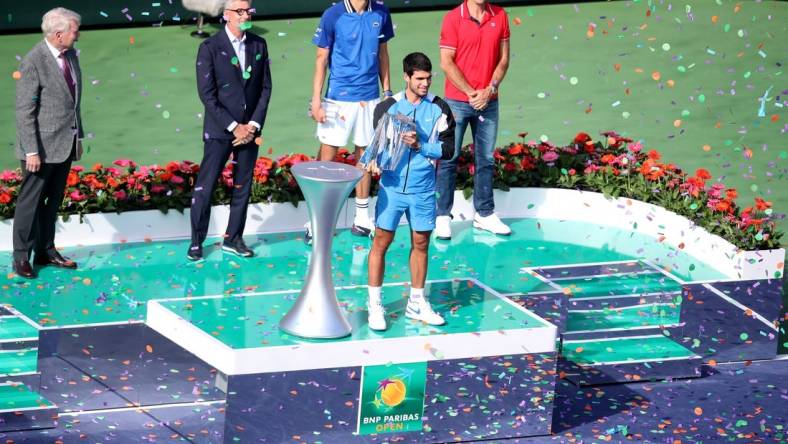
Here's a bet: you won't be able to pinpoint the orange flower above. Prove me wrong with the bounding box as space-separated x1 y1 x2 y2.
725 188 737 200
600 153 616 164
647 150 661 160
66 171 80 186
715 200 731 213
508 144 524 155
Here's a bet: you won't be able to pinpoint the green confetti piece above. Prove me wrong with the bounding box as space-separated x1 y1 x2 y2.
677 65 686 73
169 67 178 73
698 94 706 103
744 71 751 78
661 43 670 51
242 71 251 80
740 333 749 341
162 110 170 119
779 151 787 159
750 184 758 192
255 53 262 60
689 203 698 210
231 56 239 65
240 21 252 31
724 24 730 32
681 109 690 117
737 29 744 38
689 264 696 271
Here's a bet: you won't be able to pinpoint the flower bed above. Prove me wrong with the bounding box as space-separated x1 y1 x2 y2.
0 132 781 250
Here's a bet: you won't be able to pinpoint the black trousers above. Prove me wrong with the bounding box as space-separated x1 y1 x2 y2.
12 152 73 262
190 138 258 246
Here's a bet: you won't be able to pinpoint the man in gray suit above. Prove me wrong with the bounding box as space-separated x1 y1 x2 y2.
13 7 83 279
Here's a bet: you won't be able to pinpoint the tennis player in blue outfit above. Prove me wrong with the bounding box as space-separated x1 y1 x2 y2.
307 0 395 242
365 53 456 331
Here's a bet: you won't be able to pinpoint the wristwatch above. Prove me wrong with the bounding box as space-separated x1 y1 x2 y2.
489 84 498 95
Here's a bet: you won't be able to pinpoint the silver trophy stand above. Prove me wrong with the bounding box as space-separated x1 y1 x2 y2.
279 161 363 339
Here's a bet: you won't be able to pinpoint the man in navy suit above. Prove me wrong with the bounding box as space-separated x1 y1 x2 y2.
188 0 272 261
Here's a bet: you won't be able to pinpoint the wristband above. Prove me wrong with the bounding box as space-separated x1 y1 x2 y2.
383 90 394 97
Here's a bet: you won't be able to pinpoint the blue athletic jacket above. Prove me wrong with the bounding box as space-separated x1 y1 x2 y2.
372 92 456 194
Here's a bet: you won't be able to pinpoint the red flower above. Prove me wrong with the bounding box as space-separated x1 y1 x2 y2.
754 198 771 211
695 168 712 180
725 188 738 200
112 190 127 200
647 150 661 160
574 132 591 144
0 192 12 204
568 168 576 176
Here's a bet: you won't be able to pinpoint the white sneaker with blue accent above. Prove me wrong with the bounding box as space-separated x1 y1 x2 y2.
368 301 387 331
405 298 445 326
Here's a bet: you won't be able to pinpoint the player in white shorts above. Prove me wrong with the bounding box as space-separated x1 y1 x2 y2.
307 0 395 243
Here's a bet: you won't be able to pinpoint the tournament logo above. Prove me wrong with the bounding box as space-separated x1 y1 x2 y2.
357 362 427 435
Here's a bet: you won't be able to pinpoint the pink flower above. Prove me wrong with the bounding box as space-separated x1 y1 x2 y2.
71 165 84 172
170 175 184 184
112 190 127 200
151 185 167 193
69 190 86 202
627 142 642 153
542 151 559 162
113 159 135 168
0 170 21 182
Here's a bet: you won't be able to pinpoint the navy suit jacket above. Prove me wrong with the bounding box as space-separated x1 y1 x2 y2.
196 29 272 141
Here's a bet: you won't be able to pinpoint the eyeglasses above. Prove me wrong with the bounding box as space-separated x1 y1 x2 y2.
225 8 254 16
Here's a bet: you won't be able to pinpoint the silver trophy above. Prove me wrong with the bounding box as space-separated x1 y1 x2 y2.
360 113 416 172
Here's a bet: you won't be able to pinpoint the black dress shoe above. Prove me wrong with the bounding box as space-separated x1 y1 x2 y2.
12 260 36 279
222 239 254 257
186 244 203 261
34 251 77 269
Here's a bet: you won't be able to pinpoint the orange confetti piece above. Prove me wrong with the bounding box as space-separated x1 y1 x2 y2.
771 114 779 122
673 119 682 128
694 407 703 416
708 359 717 366
614 63 621 72
129 36 135 45
12 71 21 80
651 71 661 81
254 137 262 146
703 144 711 152
82 278 92 285
666 79 675 88
575 347 584 353
145 345 153 353
513 17 522 25
711 15 719 24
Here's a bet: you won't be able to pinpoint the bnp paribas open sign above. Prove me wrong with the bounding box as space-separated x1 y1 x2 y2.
356 361 428 435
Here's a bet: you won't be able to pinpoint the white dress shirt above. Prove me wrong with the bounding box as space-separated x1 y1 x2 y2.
224 27 260 134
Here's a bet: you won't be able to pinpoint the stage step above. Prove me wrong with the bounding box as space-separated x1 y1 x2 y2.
562 273 682 300
0 348 38 377
0 383 57 432
561 334 702 385
566 302 681 332
0 317 38 343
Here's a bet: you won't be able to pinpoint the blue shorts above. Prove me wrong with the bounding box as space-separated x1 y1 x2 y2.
375 187 436 232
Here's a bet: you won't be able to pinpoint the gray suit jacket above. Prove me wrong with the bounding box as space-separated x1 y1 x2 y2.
15 40 84 163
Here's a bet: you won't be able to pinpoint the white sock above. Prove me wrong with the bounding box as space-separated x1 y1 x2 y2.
409 287 424 301
355 198 370 224
368 286 382 307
